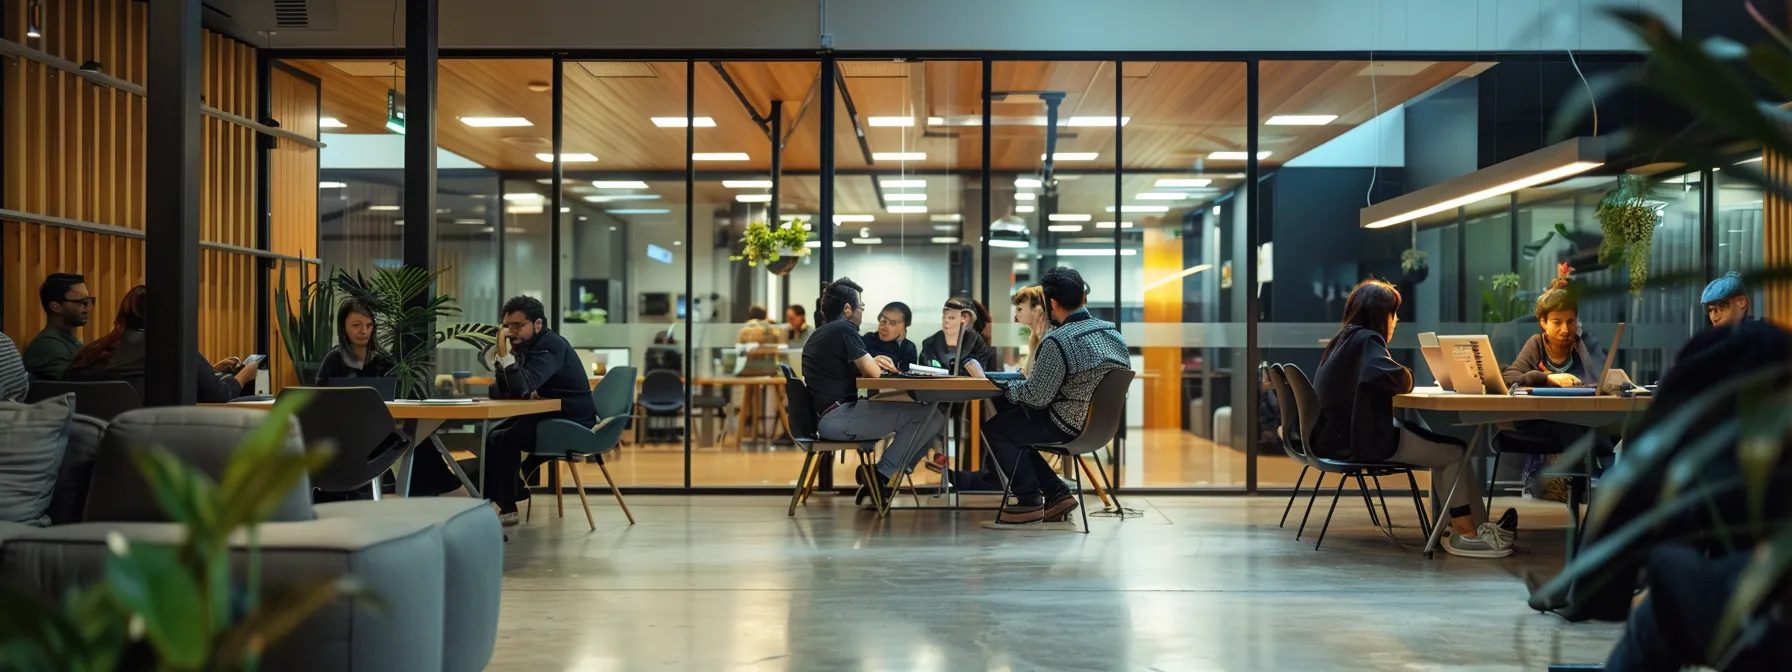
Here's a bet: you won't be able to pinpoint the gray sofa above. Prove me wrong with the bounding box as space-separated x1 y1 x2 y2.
0 403 501 671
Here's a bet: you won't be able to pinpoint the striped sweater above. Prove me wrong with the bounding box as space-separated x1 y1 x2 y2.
1005 309 1130 434
0 333 27 402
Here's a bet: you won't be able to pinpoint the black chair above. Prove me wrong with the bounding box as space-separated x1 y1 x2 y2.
280 386 412 499
779 364 881 516
24 381 141 421
991 368 1135 533
1264 365 1315 528
637 369 685 443
1280 364 1432 550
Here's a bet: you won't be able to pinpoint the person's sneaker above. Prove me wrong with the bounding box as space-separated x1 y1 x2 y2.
992 506 1046 525
1040 494 1079 522
1495 507 1519 545
498 511 520 527
1444 523 1514 558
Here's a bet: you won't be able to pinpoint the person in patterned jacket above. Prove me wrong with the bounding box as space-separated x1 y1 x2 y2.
981 266 1130 527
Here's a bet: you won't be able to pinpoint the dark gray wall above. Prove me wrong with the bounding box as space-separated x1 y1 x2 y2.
1404 78 1479 192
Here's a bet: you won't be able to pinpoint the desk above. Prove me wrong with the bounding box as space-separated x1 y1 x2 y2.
205 398 561 498
1394 389 1649 557
857 377 1004 510
691 377 785 448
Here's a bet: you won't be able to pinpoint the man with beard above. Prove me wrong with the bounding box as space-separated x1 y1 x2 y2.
24 273 92 381
485 295 598 526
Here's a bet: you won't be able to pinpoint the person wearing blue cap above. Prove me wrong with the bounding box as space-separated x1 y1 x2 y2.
1701 271 1752 328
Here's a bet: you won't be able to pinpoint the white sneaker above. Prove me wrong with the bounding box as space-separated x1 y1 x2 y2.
1444 523 1513 558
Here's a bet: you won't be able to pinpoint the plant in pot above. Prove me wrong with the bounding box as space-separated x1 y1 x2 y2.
273 259 337 388
729 217 811 276
1400 248 1430 284
330 266 499 399
1596 173 1660 296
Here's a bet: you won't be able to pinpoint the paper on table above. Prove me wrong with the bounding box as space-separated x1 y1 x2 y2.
906 363 950 377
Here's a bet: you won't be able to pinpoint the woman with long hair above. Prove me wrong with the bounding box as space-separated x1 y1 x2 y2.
314 298 393 384
1012 286 1048 374
920 296 997 376
66 285 257 402
1309 279 1515 558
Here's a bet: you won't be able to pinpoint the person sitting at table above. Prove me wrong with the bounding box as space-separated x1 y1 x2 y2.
65 285 259 403
483 295 599 526
1499 263 1611 500
1310 279 1515 557
1700 271 1755 329
863 301 918 374
927 286 1051 484
313 298 394 384
785 303 812 344
979 268 1129 526
804 277 947 505
735 304 785 377
920 296 996 375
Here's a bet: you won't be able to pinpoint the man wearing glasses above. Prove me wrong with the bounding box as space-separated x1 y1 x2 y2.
483 295 597 526
23 273 92 381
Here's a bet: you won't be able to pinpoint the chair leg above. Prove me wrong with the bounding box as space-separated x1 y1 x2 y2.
1077 456 1113 509
1280 465 1309 528
596 459 635 525
1315 476 1348 551
1296 472 1326 540
1405 470 1431 533
1486 452 1501 512
554 464 565 519
1354 474 1381 528
801 455 824 504
565 461 596 532
857 453 886 515
1071 454 1090 534
1371 475 1393 530
788 452 818 517
1090 455 1125 514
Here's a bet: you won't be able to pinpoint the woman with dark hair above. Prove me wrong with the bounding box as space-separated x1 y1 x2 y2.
1310 279 1515 558
66 285 257 403
314 299 393 384
863 301 918 374
920 296 997 376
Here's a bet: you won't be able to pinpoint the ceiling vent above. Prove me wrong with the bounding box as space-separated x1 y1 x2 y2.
271 0 310 29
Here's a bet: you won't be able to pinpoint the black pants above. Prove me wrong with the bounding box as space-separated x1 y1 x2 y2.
984 399 1076 502
1605 544 1785 671
484 416 554 513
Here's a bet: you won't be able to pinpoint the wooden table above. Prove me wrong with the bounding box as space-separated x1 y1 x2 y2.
1394 388 1650 557
205 398 562 497
691 377 785 448
857 377 1004 509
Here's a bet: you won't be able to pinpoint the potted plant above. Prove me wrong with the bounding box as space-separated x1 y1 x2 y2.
1400 248 1430 284
1596 174 1660 296
330 267 499 399
273 259 337 389
729 217 811 276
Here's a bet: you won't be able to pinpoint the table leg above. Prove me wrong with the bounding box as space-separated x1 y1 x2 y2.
396 419 446 497
478 419 491 499
433 434 481 498
1423 424 1486 557
969 400 982 472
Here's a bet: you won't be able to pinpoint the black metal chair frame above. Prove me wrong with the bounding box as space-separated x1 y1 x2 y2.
1277 364 1434 551
989 368 1135 534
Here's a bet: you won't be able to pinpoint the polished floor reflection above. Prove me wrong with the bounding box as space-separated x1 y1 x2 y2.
494 495 1619 671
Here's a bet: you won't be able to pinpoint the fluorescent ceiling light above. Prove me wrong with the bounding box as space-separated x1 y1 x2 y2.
931 214 964 223
505 205 543 214
736 194 772 203
458 116 532 127
884 193 928 202
1136 192 1188 200
1155 178 1212 188
833 214 876 223
319 181 347 189
1361 137 1606 229
932 224 957 231
873 152 928 161
722 180 774 188
1105 205 1170 213
454 218 485 225
536 153 599 162
852 237 884 244
1095 221 1135 229
1016 205 1035 213
887 205 929 214
927 116 946 125
1047 224 1084 232
880 179 927 188
930 236 959 243
503 192 543 201
1265 115 1338 126
368 205 401 211
652 117 716 127
1015 178 1043 188
1736 156 1764 164
1042 153 1100 161
583 194 661 202
1140 264 1214 292
607 209 671 215
1015 192 1036 201
1208 151 1271 160
320 117 348 128
1065 116 1130 127
804 240 848 248
866 117 914 127
692 152 749 161
989 240 1030 249
1058 248 1138 256
591 180 649 189
1048 214 1092 222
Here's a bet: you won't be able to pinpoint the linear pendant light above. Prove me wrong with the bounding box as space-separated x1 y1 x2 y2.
1360 137 1606 229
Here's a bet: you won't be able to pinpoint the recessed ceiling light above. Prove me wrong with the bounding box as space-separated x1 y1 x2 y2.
722 180 774 188
320 117 347 128
607 209 671 215
989 240 1029 249
804 240 849 248
560 207 571 213
1136 192 1188 200
887 205 928 214
583 194 661 202
1048 214 1092 222
454 218 485 225
852 237 884 244
1015 178 1043 188
873 152 927 161
932 224 956 231
1064 116 1130 127
673 240 682 246
1266 115 1338 126
368 205 401 211
927 116 946 125
1156 178 1213 188
458 116 532 127
931 214 963 223
1106 205 1170 213
866 117 914 127
503 192 544 201
319 181 347 189
880 179 927 188
536 153 599 162
652 117 716 127
692 152 750 161
1058 248 1138 256
930 236 959 243
1016 205 1035 213
1208 151 1271 160
736 194 772 203
833 214 876 223
505 205 543 214
1095 221 1136 229
1047 224 1084 232
1015 193 1036 201
884 193 927 202
591 181 649 189
1043 153 1100 161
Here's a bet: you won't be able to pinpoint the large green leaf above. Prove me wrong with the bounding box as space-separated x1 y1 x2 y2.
1534 475 1746 606
1710 525 1792 662
218 391 313 504
1608 9 1792 159
104 542 209 669
128 449 219 534
211 577 382 667
0 584 89 670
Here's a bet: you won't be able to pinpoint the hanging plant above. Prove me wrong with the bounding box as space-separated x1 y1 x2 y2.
1595 175 1660 296
1399 248 1430 284
729 217 812 272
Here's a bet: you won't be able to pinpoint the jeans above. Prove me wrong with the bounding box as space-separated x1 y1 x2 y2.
984 400 1077 502
817 398 948 480
1389 422 1484 524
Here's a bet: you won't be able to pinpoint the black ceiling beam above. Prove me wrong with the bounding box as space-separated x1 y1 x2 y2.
709 61 772 139
831 66 876 166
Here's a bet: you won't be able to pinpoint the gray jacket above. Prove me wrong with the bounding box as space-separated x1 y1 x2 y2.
1502 330 1607 389
1005 309 1130 435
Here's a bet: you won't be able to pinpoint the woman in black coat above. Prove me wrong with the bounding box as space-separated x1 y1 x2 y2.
918 296 996 375
314 298 395 384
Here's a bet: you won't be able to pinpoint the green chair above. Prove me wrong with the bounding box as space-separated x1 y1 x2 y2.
528 366 637 530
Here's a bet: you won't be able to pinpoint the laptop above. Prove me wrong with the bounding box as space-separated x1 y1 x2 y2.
1435 335 1508 395
1416 332 1455 390
1530 323 1628 397
324 376 398 402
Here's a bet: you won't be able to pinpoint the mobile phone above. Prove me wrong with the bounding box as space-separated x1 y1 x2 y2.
239 354 267 370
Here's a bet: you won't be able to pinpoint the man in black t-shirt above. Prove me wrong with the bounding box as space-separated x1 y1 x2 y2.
802 278 945 502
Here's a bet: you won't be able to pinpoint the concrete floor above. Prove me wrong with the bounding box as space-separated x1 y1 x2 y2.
492 493 1621 671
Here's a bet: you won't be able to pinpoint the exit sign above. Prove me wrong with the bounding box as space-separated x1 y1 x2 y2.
386 90 406 134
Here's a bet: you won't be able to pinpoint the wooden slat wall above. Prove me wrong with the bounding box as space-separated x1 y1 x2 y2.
268 66 321 390
1766 148 1792 330
1 0 262 373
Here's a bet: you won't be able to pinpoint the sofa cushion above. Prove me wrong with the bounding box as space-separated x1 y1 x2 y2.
46 414 105 526
0 394 73 525
84 406 315 524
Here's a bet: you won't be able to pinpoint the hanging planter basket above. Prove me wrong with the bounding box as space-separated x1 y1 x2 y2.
764 253 801 276
730 218 812 275
1400 248 1430 285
